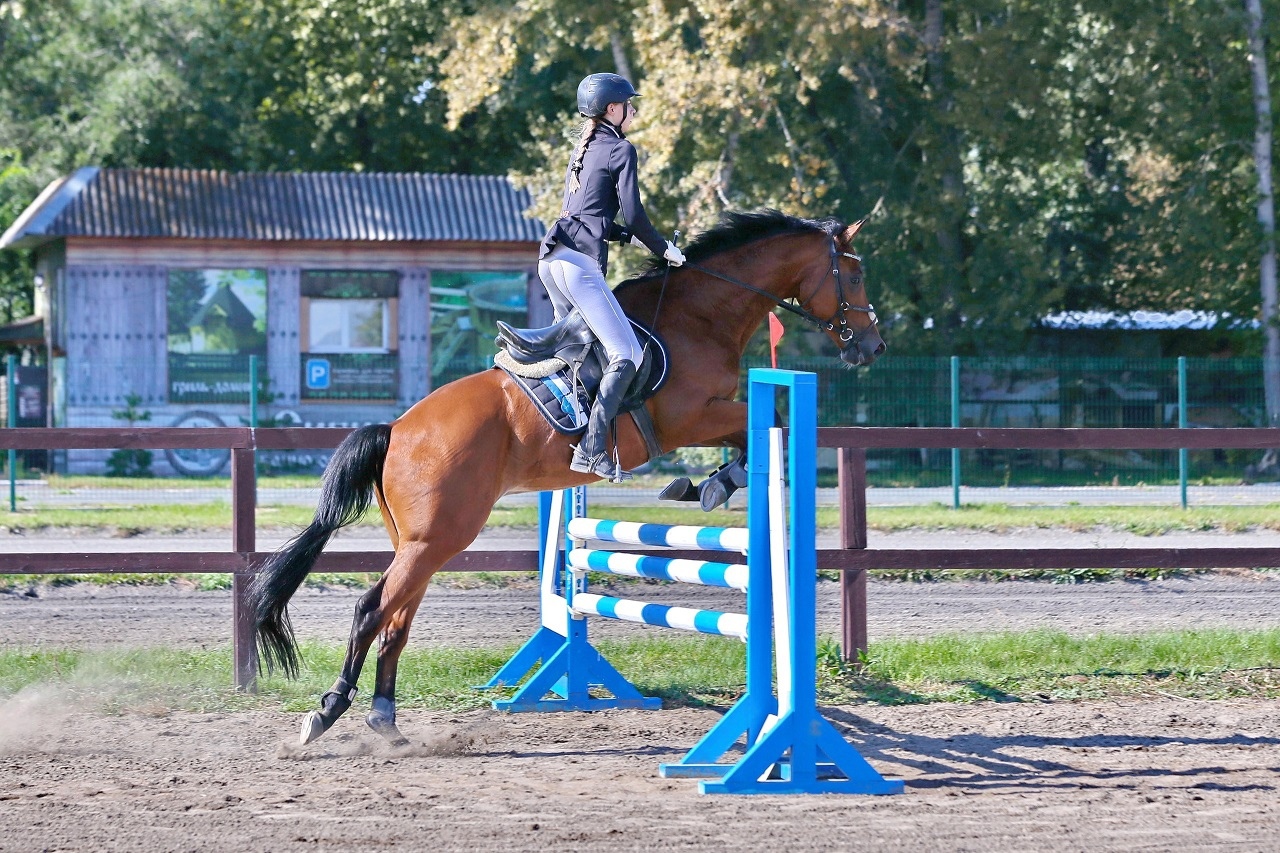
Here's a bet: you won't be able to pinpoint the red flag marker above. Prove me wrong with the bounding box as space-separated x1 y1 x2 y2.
768 312 784 368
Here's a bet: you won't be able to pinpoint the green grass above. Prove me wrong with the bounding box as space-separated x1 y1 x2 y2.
39 473 325 491
7 501 1280 537
0 570 521 593
5 630 1280 714
0 635 750 714
822 628 1280 704
863 502 1280 535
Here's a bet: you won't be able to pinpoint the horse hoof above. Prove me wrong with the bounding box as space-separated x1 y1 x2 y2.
299 710 327 746
698 479 729 512
366 712 410 748
658 477 697 501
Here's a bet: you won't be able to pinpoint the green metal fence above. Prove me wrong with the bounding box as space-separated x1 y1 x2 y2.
7 355 1280 501
737 355 1276 490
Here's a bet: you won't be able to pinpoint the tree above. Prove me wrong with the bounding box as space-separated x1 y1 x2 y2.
0 0 198 184
1244 0 1279 429
4 0 1280 366
140 0 507 174
432 0 909 321
0 149 34 329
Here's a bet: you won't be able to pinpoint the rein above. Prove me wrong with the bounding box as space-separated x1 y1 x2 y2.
682 237 878 344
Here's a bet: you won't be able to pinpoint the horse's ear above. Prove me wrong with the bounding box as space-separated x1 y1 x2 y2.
841 219 866 245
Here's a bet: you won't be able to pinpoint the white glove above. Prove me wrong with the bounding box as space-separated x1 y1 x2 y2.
630 233 646 248
663 241 686 266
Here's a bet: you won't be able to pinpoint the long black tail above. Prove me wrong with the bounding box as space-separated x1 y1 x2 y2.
247 423 393 677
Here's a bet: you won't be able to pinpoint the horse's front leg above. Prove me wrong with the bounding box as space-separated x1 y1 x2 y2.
659 399 750 511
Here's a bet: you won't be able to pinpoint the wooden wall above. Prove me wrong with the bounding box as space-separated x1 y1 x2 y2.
397 268 431 406
64 265 167 407
266 267 301 406
55 237 539 429
64 237 534 270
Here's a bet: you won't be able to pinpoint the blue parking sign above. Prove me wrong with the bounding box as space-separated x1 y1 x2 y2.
306 358 331 390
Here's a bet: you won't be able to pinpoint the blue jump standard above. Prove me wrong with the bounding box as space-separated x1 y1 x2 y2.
475 490 661 712
479 369 903 795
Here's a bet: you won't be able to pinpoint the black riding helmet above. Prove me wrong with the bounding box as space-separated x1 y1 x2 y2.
576 72 639 118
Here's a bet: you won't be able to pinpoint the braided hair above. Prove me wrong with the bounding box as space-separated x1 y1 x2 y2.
568 117 603 193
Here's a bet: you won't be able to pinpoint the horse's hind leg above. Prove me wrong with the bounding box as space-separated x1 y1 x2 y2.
364 595 426 746
299 541 434 746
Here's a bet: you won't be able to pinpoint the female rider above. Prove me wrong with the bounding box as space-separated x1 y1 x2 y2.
538 72 685 481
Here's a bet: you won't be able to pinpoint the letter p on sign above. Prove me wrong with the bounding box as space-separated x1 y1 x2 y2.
306 358 331 390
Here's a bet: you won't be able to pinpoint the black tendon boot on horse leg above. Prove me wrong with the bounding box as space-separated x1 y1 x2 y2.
696 452 749 511
571 360 637 481
299 581 385 745
300 677 358 746
659 451 749 512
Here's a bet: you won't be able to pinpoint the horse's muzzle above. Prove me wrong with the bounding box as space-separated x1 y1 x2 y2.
840 328 887 367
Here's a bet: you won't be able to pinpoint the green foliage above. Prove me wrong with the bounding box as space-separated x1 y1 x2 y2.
0 149 34 329
0 0 1278 358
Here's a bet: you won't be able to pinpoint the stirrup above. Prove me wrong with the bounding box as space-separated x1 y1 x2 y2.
570 445 632 482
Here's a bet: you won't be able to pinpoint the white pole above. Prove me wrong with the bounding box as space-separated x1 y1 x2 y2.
540 489 570 636
768 427 793 718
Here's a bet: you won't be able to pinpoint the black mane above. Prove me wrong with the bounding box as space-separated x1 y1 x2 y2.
628 209 844 282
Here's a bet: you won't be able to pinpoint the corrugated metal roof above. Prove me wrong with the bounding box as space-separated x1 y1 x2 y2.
0 315 43 345
0 168 544 249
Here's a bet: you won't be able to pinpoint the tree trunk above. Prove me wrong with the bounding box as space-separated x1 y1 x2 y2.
924 0 967 335
610 31 634 82
1246 0 1280 428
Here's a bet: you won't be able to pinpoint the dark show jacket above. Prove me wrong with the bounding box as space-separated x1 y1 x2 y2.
539 122 667 276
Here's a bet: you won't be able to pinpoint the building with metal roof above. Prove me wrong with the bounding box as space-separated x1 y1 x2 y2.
0 168 548 475
1 167 545 248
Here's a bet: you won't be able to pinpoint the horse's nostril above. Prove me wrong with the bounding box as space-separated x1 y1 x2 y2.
874 341 887 356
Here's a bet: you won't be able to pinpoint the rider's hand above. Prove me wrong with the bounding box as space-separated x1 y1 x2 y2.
664 241 686 266
631 234 646 249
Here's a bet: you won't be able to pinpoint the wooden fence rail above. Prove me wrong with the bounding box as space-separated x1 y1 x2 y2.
3 426 1280 682
823 428 1280 661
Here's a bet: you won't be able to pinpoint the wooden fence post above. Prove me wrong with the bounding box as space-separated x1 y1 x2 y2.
231 444 258 691
838 447 869 664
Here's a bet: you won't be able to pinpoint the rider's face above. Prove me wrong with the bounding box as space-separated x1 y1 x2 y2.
608 100 637 132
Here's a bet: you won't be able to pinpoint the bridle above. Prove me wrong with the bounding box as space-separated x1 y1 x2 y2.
683 236 879 347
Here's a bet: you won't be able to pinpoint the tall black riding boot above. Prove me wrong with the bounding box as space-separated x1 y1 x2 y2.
571 361 637 481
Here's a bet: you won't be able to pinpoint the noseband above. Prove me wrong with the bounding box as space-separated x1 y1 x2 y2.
684 237 879 346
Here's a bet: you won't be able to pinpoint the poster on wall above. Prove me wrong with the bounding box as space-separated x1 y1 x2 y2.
300 269 399 401
167 269 267 404
300 353 399 400
429 270 528 388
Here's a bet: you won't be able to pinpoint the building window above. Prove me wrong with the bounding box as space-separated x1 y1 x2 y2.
430 270 528 388
300 270 399 401
308 299 389 353
167 269 267 404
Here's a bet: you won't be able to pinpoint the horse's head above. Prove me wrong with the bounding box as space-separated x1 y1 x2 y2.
796 219 886 367
625 209 886 367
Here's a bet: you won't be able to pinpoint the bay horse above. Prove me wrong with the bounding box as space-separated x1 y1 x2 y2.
248 209 886 747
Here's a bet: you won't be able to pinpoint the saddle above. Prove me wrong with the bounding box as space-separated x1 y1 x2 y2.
493 311 669 462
